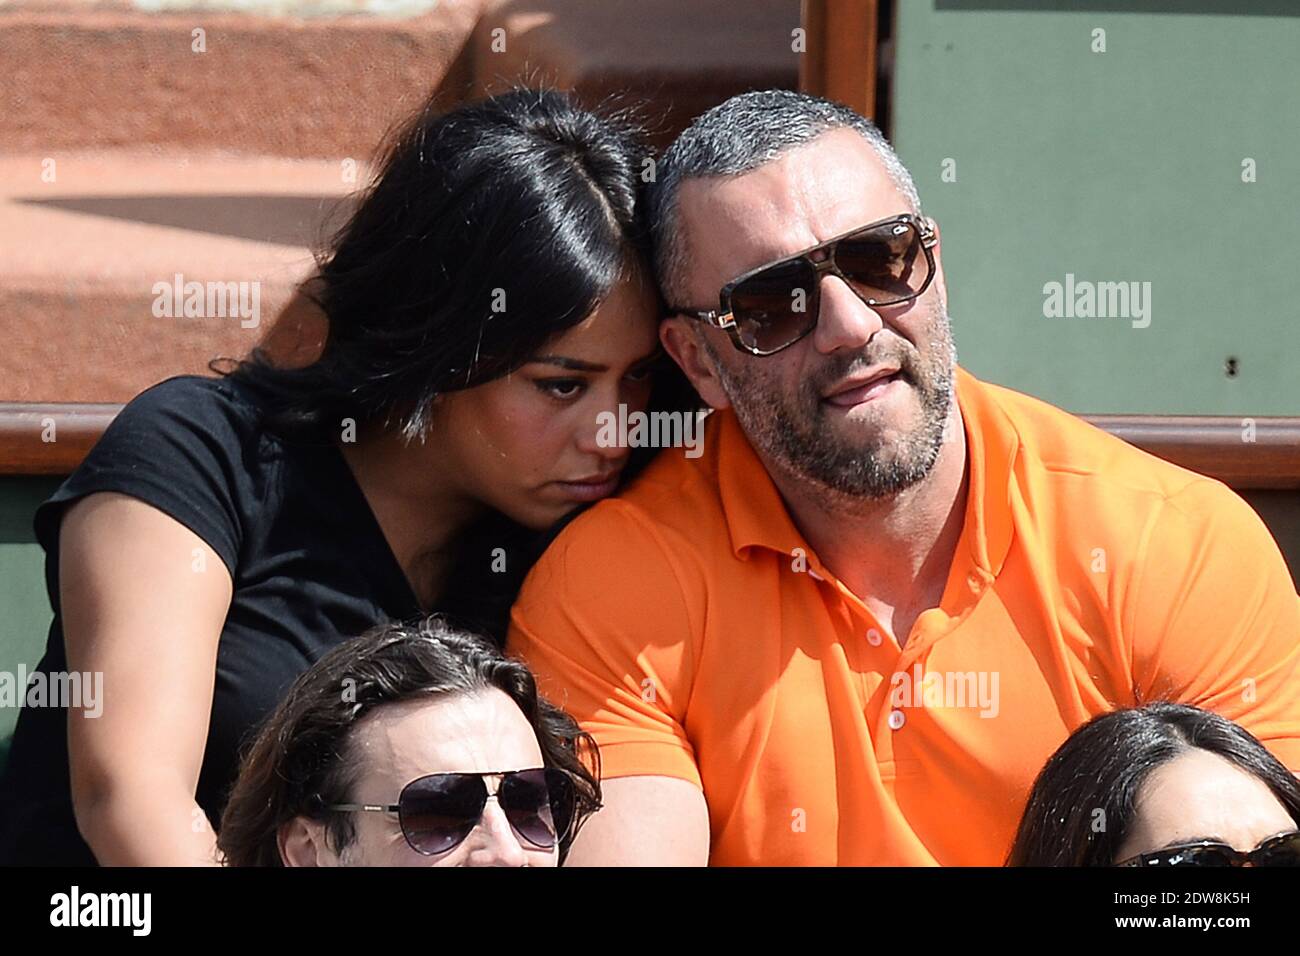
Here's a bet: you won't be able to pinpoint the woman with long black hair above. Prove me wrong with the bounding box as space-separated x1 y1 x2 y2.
0 88 692 866
1007 702 1300 866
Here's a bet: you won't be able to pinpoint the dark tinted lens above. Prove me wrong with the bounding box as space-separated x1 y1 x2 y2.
729 257 819 353
398 774 485 855
499 768 574 850
1157 844 1236 867
835 220 930 304
1253 833 1300 866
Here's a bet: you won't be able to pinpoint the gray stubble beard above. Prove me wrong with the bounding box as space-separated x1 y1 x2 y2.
707 302 957 502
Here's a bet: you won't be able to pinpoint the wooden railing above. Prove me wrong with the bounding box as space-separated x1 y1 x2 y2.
1 403 1297 489
0 404 122 476
1085 416 1300 491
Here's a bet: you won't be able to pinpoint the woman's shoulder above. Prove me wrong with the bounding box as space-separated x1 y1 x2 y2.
33 373 280 564
95 371 302 468
119 373 265 432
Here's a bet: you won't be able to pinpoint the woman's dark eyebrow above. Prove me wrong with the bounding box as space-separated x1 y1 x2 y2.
531 348 664 373
531 355 608 372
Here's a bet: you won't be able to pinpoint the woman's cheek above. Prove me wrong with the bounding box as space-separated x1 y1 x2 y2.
499 392 574 476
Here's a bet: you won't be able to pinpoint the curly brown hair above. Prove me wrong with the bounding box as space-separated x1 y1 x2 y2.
217 615 601 866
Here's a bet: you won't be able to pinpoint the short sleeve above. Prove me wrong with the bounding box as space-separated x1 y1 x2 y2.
1128 478 1300 770
34 376 252 583
507 501 703 787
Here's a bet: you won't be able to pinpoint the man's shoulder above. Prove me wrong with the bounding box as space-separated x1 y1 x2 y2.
609 408 729 515
968 372 1218 502
536 414 731 574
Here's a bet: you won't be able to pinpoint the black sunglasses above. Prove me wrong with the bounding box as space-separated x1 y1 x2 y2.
1117 830 1300 867
320 767 576 857
668 213 938 357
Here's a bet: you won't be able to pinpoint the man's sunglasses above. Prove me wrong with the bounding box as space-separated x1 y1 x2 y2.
668 213 938 357
1117 830 1300 867
320 767 576 857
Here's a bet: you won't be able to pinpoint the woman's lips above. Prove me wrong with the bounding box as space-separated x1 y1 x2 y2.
823 371 903 408
554 474 621 501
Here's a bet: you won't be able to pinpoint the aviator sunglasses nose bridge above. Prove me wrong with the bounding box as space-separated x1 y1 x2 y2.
805 240 897 324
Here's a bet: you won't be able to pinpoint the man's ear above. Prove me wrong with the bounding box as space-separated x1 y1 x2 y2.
660 318 731 410
929 218 948 310
279 815 333 867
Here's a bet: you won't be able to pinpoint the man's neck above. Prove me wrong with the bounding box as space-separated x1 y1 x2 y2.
764 404 970 643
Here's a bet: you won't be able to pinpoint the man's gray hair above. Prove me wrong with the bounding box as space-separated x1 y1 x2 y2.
647 89 923 306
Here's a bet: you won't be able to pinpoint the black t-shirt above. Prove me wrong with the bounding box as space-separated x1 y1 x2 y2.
0 374 534 865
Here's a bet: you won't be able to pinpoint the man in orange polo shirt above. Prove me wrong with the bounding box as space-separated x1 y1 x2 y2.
507 90 1300 865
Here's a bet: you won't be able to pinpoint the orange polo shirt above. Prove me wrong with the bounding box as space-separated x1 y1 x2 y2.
508 366 1300 865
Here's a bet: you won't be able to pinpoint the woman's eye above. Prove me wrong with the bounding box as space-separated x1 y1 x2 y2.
624 366 654 384
536 379 585 400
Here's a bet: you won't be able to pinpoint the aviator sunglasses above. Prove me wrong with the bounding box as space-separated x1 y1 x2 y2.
320 767 576 856
668 213 938 356
1117 830 1300 867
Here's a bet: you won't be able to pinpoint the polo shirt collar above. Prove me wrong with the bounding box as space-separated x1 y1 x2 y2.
716 364 1019 581
953 364 1018 581
715 405 809 561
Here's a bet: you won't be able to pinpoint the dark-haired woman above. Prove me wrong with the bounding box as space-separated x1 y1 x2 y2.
1006 702 1300 866
0 89 691 866
219 616 601 867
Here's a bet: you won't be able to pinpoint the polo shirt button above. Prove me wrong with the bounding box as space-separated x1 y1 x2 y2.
866 628 883 646
888 709 906 730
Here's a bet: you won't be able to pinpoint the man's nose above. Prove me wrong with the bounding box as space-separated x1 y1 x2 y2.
810 273 884 354
461 800 532 867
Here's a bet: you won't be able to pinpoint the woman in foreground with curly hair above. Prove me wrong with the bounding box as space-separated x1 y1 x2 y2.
219 616 601 867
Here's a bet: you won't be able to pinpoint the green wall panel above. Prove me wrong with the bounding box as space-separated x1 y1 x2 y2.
0 478 62 755
892 2 1300 414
